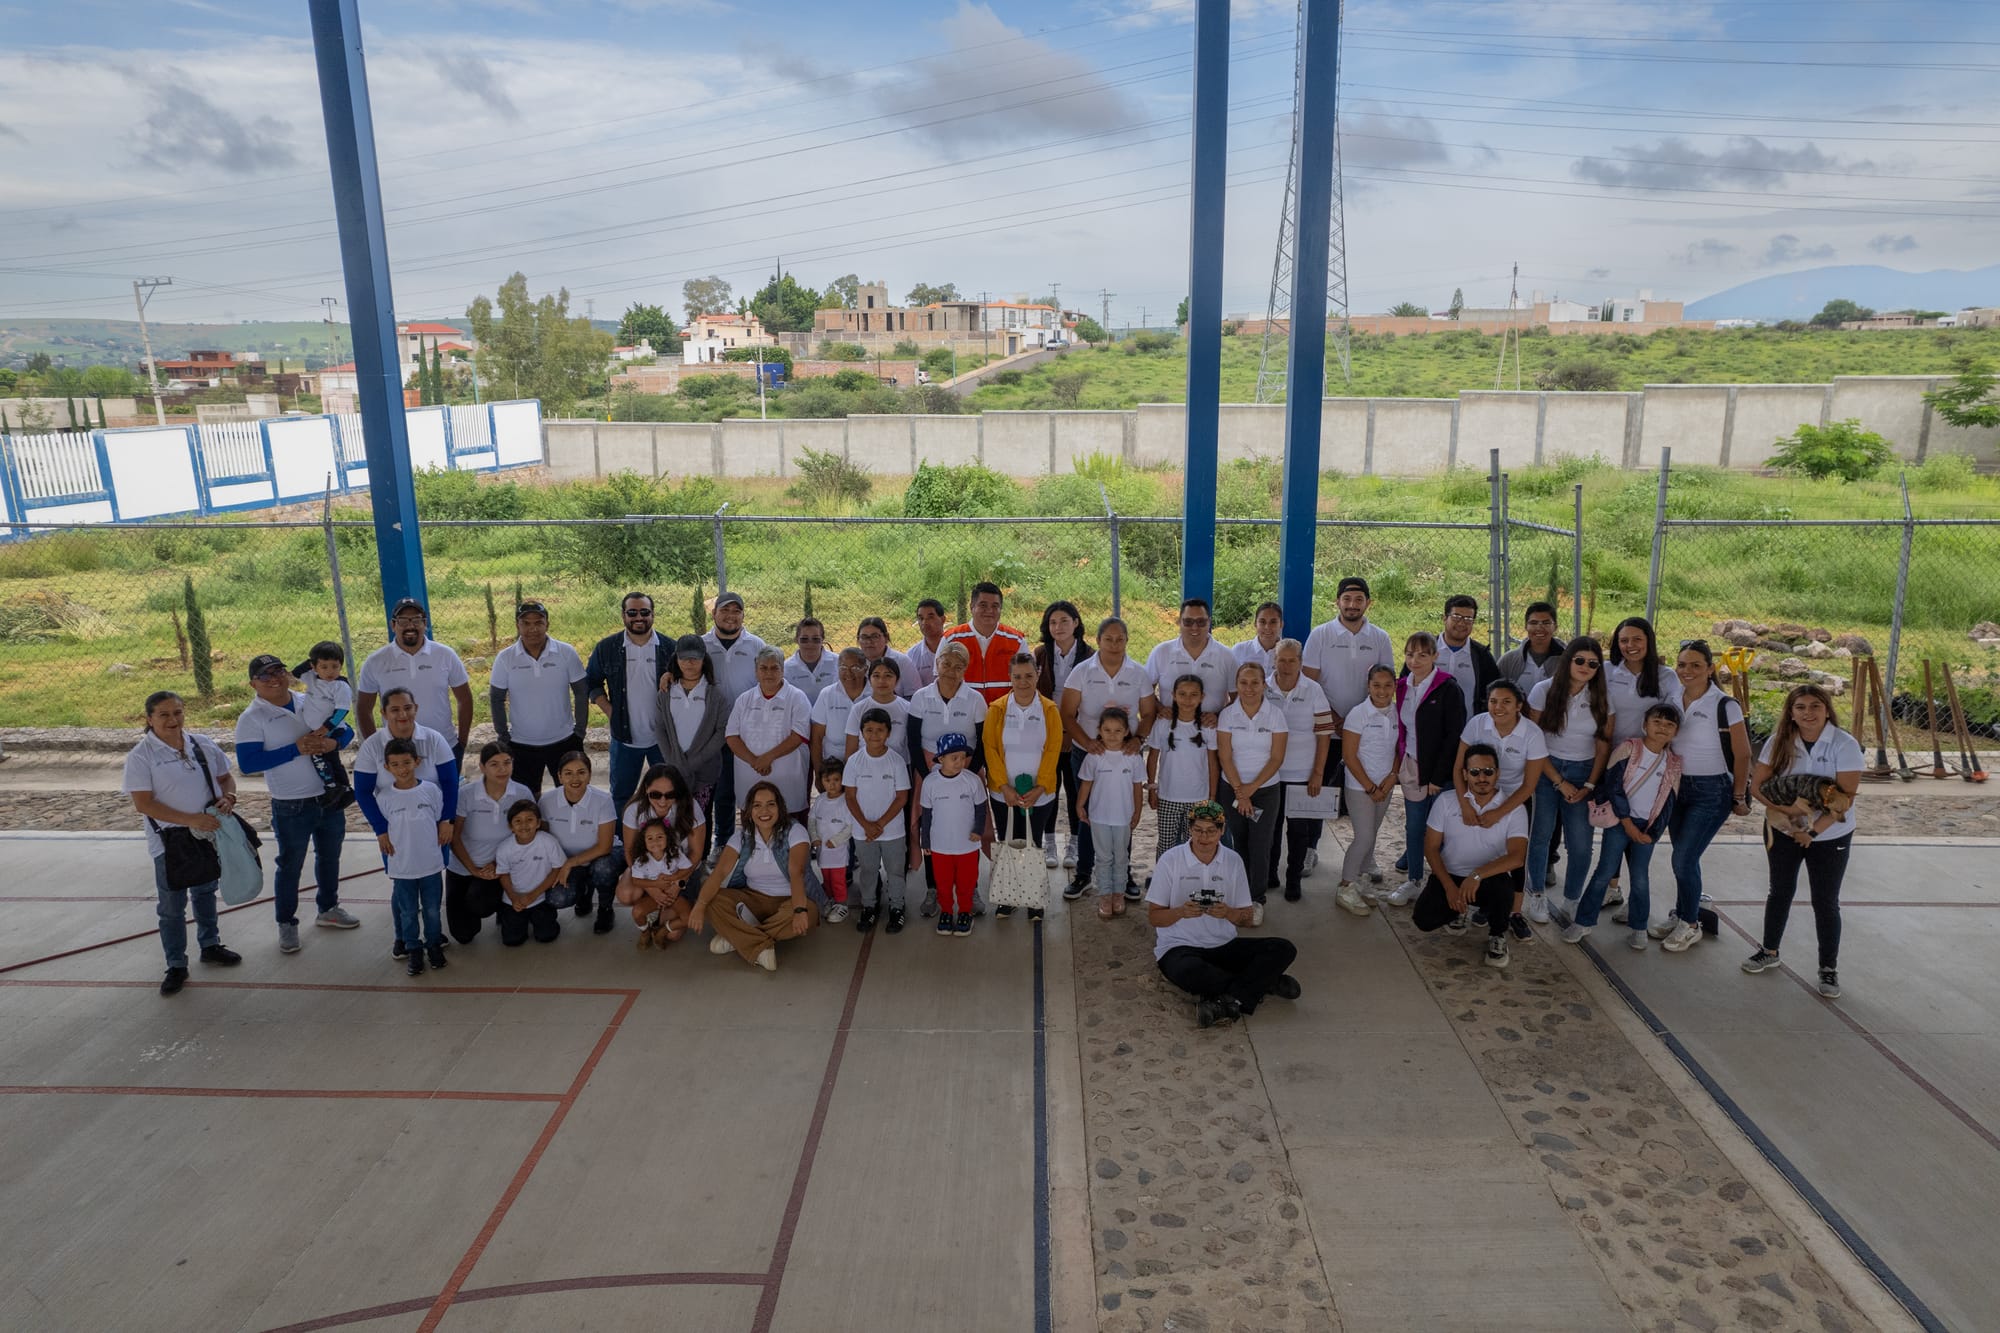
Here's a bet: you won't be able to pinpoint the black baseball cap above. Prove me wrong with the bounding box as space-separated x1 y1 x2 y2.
390 597 427 620
714 590 744 610
1336 577 1371 599
674 634 709 659
516 600 548 620
247 654 289 680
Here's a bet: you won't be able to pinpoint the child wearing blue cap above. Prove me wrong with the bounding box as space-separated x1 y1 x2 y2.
919 731 990 937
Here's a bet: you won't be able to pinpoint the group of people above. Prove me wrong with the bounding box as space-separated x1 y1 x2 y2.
123 576 1862 1018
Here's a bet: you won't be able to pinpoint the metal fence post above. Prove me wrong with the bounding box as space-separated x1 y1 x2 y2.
323 478 355 672
1572 484 1584 640
711 502 730 593
1645 446 1671 622
1487 450 1502 628
1887 471 1913 692
1100 482 1122 619
1498 473 1513 652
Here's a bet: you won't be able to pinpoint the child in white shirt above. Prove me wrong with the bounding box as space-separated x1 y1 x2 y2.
1146 673 1218 862
1077 706 1146 919
843 707 912 932
1340 666 1400 914
495 800 566 946
808 760 857 923
296 641 355 808
919 733 991 937
378 738 449 975
617 819 695 948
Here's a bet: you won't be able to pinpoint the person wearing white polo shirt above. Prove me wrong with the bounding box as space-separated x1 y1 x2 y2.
726 646 813 819
1413 744 1529 970
908 641 993 917
855 616 918 700
1232 602 1283 681
1147 802 1301 1029
784 616 839 703
353 687 462 960
446 740 534 944
1268 640 1334 902
125 690 243 994
356 597 473 768
1302 577 1395 879
809 648 869 773
235 653 356 955
488 600 587 793
1146 597 1235 718
1060 616 1154 900
907 599 948 690
705 591 767 852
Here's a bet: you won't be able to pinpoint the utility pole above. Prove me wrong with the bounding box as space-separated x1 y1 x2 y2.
1494 261 1521 392
132 277 172 426
1139 305 1148 334
1049 281 1061 340
322 295 343 364
756 343 766 420
979 289 991 361
1098 288 1116 342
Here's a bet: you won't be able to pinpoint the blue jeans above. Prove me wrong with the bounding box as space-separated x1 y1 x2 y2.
1092 822 1132 897
153 856 220 969
609 739 662 817
270 796 347 926
1528 757 1596 903
1401 789 1438 886
565 851 625 915
1668 772 1734 925
1577 825 1657 928
391 873 444 951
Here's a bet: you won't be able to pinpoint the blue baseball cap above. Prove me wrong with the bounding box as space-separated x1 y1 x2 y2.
935 732 973 757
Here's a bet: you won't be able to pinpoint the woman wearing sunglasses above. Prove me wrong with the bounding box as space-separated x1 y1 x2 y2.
620 762 707 869
1524 637 1610 922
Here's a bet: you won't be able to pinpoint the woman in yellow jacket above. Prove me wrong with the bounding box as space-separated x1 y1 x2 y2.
985 651 1065 919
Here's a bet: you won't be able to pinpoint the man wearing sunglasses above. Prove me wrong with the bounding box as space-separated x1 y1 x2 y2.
1414 742 1529 970
584 592 672 812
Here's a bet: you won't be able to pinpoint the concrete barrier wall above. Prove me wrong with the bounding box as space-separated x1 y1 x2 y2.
548 377 1986 480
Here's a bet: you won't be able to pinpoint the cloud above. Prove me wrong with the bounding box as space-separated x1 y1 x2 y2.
130 77 296 174
435 53 520 121
1867 233 1918 254
1340 105 1450 169
1757 234 1836 268
1570 136 1856 192
0 120 23 143
1672 238 1738 266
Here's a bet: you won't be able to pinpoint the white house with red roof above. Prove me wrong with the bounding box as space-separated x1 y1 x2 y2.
396 321 475 381
682 311 776 365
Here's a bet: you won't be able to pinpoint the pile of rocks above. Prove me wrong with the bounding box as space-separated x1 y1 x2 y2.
1709 619 1865 694
1972 621 2000 648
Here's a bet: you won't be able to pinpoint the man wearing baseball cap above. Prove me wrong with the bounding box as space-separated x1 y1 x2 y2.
703 590 766 848
356 597 474 776
234 653 356 954
488 600 589 793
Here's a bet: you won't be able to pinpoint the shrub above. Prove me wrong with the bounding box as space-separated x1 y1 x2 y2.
920 346 956 376
413 467 527 521
1047 366 1092 408
721 345 794 371
1768 419 1893 483
830 369 874 392
891 339 921 359
903 461 1020 517
991 370 1023 386
787 447 872 513
1436 466 1491 509
1509 453 1611 499
1537 355 1620 392
538 471 726 586
1910 451 1977 492
1129 330 1176 355
817 341 868 362
680 374 752 401
185 575 212 698
900 384 962 415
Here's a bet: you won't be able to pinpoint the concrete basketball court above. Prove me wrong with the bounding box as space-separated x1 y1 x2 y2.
0 826 1992 1331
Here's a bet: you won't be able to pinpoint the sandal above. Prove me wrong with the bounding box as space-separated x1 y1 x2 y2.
1097 898 1122 920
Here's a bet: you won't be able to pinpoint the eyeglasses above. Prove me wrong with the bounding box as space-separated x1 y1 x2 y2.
646 789 675 801
1180 617 1210 628
623 609 653 618
1526 619 1556 629
1445 613 1476 624
1465 767 1497 777
1573 658 1601 670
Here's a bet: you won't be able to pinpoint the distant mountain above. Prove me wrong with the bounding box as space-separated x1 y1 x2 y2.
1687 265 2000 322
0 316 474 369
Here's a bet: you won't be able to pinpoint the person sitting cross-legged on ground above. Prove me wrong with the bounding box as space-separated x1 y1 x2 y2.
687 780 823 972
1414 743 1530 969
1146 802 1301 1029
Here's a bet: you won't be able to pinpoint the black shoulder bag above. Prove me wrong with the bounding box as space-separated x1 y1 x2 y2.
151 740 224 890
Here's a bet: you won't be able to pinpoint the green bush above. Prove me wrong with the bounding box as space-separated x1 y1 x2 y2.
1768 419 1893 483
413 467 528 521
900 385 962 415
537 471 726 586
1509 453 1611 499
920 347 956 376
903 461 1020 517
1436 466 1491 509
990 370 1023 386
817 341 868 362
681 374 753 401
830 369 874 392
721 345 793 371
786 447 872 513
891 339 921 359
1910 451 1977 492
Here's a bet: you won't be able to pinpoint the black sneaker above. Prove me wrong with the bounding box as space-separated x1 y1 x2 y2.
1196 995 1243 1029
936 911 954 937
856 906 879 933
1484 937 1511 969
1027 907 1045 922
1742 949 1782 973
406 951 426 977
391 939 407 960
1282 884 1302 902
1445 912 1468 935
1817 968 1841 998
1469 906 1488 927
954 912 972 937
1123 880 1143 902
198 944 242 966
593 909 616 935
994 904 1016 919
573 890 593 918
1507 913 1533 942
160 967 189 996
427 944 448 970
885 907 907 935
1062 877 1089 901
1270 975 1302 1001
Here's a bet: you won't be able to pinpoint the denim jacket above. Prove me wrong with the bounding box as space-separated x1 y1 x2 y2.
1603 739 1682 837
723 821 829 908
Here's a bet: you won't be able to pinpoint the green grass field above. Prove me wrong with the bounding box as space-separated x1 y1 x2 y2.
2 457 1997 732
963 326 2000 411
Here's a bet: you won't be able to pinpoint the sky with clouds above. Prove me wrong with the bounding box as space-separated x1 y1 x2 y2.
1 0 1995 330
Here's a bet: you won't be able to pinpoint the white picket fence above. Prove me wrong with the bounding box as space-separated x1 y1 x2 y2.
11 431 100 500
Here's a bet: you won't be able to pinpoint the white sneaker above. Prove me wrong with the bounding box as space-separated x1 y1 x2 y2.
1526 892 1551 924
754 947 777 972
1362 866 1385 885
1041 836 1058 867
1602 879 1624 909
1610 905 1629 925
736 902 758 925
709 935 734 955
1660 920 1702 953
824 903 850 923
1560 922 1591 944
1627 929 1649 951
1062 836 1078 870
1484 937 1510 969
1383 879 1419 907
1302 847 1319 873
1646 919 1676 940
1334 883 1374 917
1250 902 1266 927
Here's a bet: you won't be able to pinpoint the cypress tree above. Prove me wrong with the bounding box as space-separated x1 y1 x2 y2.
184 575 213 698
433 344 447 404
803 581 815 621
691 583 708 633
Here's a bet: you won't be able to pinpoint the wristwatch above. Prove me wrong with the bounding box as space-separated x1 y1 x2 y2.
792 906 809 915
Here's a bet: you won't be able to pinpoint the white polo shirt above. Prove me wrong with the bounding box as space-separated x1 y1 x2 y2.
811 682 867 764
1528 678 1605 764
1147 717 1215 804
1302 618 1395 719
1065 654 1149 751
1147 842 1251 960
784 651 839 703
909 682 985 762
451 777 534 874
843 748 911 837
353 723 457 783
234 694 331 801
1459 713 1549 798
999 695 1057 805
704 630 768 703
122 730 232 858
863 647 919 699
1671 685 1746 778
375 780 446 880
489 638 586 746
1426 788 1529 875
1268 676 1330 784
727 684 813 811
906 638 941 691
843 694 911 763
358 639 469 739
496 831 565 904
1759 726 1864 841
1607 661 1680 744
1341 699 1399 791
1435 636 1481 717
665 678 711 751
1232 638 1279 680
623 632 664 744
1217 699 1285 791
920 768 988 855
1077 749 1146 824
538 784 616 858
1146 636 1237 714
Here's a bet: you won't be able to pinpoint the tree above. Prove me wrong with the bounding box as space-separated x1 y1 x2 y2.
617 302 681 352
1449 288 1465 321
1175 296 1189 328
824 274 861 309
682 275 733 323
1769 419 1892 482
1388 301 1427 317
1536 355 1619 392
1809 299 1874 329
465 272 614 417
905 281 961 306
1072 315 1106 343
184 575 213 698
748 272 822 333
25 352 51 374
431 343 447 404
1925 358 2000 429
79 365 138 395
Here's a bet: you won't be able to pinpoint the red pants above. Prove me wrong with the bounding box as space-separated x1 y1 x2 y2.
822 865 849 903
931 851 981 914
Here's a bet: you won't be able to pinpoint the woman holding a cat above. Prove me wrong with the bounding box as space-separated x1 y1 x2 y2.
1742 683 1862 998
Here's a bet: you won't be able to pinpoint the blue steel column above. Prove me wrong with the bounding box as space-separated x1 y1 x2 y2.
309 0 427 621
1179 0 1230 606
1277 0 1340 634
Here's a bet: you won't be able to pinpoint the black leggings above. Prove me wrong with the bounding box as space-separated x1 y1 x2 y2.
1761 830 1851 969
444 870 503 943
1220 783 1283 904
1157 937 1298 1014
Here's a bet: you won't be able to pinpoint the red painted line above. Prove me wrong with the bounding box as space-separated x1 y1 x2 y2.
751 931 877 1333
1714 908 2000 1154
0 1084 562 1103
415 990 640 1333
1707 900 2000 909
0 978 638 997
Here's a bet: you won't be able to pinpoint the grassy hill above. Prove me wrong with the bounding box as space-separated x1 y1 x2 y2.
964 325 2000 411
0 317 468 370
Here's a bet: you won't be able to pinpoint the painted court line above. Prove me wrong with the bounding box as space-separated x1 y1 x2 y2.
0 977 637 997
0 1084 563 1104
